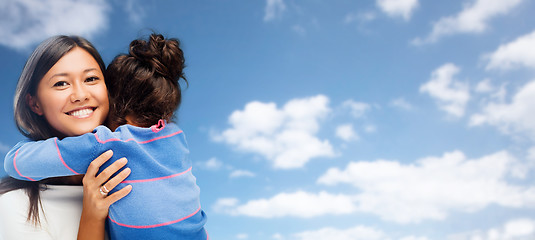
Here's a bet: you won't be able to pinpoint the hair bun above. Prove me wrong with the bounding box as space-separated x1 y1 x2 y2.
129 34 185 82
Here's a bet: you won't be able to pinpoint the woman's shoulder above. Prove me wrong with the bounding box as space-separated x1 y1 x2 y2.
0 185 84 240
0 189 38 239
0 185 83 212
0 189 32 224
0 188 29 210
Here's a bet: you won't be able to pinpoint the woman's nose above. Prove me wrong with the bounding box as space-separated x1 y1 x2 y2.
70 83 90 102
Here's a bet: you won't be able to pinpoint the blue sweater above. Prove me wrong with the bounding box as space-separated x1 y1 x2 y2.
4 120 208 240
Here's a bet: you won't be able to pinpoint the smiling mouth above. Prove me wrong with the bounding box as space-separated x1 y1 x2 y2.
66 107 96 118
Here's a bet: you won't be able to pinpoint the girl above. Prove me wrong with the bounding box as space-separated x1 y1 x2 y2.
4 34 208 239
0 35 130 240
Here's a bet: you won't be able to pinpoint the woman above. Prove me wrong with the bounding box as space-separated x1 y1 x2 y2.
0 35 130 240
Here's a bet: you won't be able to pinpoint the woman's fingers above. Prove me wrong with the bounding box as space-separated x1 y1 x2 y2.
86 150 113 177
95 157 128 184
105 185 132 205
101 167 131 195
81 151 132 221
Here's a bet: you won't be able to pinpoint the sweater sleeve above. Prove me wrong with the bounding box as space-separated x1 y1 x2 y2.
3 129 108 181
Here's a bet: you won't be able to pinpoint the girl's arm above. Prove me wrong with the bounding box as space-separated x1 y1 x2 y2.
77 150 132 240
4 127 112 181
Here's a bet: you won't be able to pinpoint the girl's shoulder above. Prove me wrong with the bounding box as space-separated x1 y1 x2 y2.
116 120 183 136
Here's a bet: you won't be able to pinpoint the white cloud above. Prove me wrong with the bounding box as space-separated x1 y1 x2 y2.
485 30 535 71
272 233 284 239
470 80 535 140
236 233 249 239
336 124 359 142
213 191 357 218
0 0 110 50
213 95 335 169
212 197 240 213
230 170 256 178
318 150 535 223
448 218 535 240
503 218 535 239
475 79 494 93
528 147 535 160
292 225 429 240
264 0 286 22
400 237 429 240
293 225 386 240
364 125 377 133
376 0 419 21
214 151 533 223
390 97 414 110
343 100 371 118
124 0 146 25
276 226 430 240
420 63 470 118
198 157 224 170
477 81 508 103
504 219 535 239
198 158 257 178
493 83 509 102
412 0 524 45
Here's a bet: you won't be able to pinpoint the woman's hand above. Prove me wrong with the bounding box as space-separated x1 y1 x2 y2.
82 149 132 220
78 150 132 240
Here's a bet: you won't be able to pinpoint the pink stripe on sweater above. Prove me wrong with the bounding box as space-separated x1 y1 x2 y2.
54 138 79 175
94 130 183 144
121 167 192 183
108 206 201 229
13 149 35 181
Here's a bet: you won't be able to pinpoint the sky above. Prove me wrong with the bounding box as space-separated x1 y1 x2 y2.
1 0 535 239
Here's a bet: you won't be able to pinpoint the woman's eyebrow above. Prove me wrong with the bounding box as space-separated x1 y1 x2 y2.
84 68 98 73
47 73 69 83
46 68 100 83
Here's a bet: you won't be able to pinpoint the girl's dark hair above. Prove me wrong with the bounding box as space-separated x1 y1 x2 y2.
105 33 187 127
0 35 105 225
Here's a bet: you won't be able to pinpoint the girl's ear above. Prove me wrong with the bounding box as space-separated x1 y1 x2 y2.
26 94 43 116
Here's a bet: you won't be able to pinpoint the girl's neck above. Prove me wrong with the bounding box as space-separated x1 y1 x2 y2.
125 115 142 127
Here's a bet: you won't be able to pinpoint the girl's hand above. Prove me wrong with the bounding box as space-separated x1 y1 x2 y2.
78 150 132 240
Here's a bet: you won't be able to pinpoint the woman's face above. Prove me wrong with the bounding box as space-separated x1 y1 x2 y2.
29 47 109 137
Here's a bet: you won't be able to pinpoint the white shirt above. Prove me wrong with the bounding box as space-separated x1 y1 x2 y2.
0 185 83 240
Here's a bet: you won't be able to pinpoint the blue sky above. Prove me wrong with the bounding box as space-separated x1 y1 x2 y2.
1 0 535 239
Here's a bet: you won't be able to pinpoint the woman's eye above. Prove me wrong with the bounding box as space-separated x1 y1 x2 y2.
85 76 99 82
53 81 68 87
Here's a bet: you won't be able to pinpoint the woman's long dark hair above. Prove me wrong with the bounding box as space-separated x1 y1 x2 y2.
0 35 106 225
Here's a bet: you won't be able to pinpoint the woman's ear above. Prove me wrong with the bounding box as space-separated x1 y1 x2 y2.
26 94 43 116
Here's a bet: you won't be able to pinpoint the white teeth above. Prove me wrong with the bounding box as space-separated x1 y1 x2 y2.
70 108 94 117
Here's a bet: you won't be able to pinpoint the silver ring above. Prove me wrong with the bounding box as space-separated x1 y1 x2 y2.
99 186 109 197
